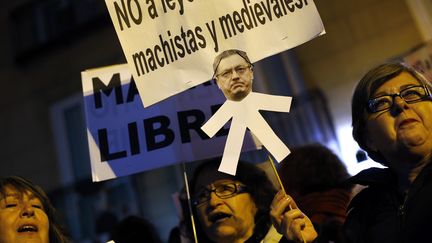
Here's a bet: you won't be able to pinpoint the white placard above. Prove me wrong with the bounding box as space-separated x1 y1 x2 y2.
105 0 325 106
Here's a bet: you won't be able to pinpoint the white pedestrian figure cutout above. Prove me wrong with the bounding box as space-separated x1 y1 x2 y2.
201 49 292 175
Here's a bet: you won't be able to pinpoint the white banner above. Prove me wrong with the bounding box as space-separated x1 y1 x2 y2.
105 0 325 107
82 64 260 181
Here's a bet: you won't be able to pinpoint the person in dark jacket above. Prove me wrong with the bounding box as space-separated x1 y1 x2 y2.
271 62 432 243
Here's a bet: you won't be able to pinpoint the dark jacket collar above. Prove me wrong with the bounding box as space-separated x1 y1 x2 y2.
346 167 396 187
347 159 432 189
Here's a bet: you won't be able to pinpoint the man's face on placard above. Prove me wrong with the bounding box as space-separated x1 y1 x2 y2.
215 54 253 101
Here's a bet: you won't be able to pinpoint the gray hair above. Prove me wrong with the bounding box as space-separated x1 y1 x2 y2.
212 49 252 78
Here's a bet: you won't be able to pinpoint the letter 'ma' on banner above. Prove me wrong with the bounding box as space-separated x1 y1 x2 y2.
104 0 325 107
81 64 260 181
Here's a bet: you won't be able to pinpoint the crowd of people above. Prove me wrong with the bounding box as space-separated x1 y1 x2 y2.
2 58 431 243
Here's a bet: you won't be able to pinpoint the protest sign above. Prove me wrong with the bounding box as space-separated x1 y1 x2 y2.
82 64 260 181
105 0 325 107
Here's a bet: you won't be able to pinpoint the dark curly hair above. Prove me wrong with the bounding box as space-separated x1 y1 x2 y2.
184 157 277 242
278 143 351 197
351 62 432 165
0 176 70 243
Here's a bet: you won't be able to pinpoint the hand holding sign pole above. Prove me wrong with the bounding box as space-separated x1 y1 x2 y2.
201 50 292 175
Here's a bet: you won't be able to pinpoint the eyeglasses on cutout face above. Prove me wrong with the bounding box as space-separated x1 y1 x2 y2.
192 182 248 207
367 85 432 113
216 65 251 80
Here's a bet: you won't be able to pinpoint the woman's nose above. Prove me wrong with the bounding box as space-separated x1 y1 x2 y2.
207 191 223 206
20 203 35 218
391 96 408 115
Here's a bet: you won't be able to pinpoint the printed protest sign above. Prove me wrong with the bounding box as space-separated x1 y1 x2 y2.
105 0 325 107
82 64 260 181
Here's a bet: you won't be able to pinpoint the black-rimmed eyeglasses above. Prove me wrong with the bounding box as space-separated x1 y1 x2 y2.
215 65 251 79
192 183 247 206
367 85 432 113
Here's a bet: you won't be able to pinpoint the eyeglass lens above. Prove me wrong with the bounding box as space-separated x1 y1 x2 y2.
368 85 429 112
194 183 240 205
218 65 249 79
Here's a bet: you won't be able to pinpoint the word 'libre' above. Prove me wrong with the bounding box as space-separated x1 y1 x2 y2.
97 106 228 161
89 73 227 162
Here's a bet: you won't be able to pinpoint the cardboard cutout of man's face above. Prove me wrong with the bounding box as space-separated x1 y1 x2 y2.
215 54 253 101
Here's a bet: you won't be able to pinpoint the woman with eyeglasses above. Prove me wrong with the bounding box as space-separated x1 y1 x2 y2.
271 62 432 243
181 157 281 243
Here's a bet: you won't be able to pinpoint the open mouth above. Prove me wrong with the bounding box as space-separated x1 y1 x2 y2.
17 224 38 233
209 212 231 223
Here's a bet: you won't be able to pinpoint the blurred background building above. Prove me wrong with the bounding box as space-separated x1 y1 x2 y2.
1 0 432 242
